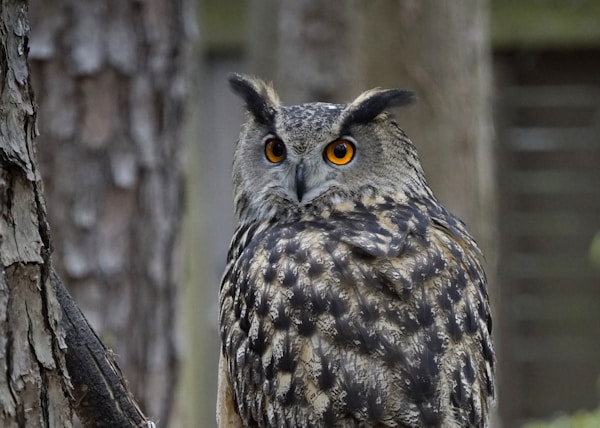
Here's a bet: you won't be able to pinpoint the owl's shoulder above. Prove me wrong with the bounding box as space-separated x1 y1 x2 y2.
227 193 480 265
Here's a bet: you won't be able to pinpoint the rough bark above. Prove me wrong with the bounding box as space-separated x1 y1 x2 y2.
28 1 189 424
0 1 72 425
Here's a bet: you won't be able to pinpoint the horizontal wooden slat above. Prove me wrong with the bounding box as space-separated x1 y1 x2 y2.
507 127 598 151
519 361 600 419
509 211 597 236
514 106 599 128
510 234 597 254
512 277 600 294
510 151 600 170
508 252 598 279
507 170 598 194
511 293 600 322
517 319 596 338
511 334 600 362
504 85 600 108
510 192 600 211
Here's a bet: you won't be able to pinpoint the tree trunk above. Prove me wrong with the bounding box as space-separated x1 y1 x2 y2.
275 0 364 103
249 0 365 103
28 0 189 424
0 0 72 425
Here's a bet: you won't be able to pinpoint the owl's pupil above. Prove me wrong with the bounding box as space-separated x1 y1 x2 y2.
333 143 347 159
272 141 285 157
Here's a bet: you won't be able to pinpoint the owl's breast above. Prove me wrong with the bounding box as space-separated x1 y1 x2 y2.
220 204 494 427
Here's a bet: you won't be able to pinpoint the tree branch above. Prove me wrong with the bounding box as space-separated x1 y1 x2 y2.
51 270 155 428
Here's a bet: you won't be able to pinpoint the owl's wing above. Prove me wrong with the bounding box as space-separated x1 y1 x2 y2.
329 205 495 424
332 209 413 259
216 351 243 428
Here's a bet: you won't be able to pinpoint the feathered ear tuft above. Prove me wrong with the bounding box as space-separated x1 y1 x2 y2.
342 88 415 130
228 73 280 127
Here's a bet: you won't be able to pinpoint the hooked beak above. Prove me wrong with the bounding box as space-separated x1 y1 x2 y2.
295 161 306 202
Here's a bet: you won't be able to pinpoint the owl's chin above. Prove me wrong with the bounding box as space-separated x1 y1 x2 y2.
245 187 349 222
278 181 337 206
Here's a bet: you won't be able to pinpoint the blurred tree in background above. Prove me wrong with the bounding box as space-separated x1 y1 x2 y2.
29 0 191 424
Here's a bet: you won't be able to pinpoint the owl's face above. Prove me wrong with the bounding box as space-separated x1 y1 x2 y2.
229 74 428 223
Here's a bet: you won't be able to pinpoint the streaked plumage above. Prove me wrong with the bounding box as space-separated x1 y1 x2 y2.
218 74 495 427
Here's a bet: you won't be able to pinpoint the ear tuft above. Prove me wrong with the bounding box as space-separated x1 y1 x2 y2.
343 88 415 129
228 73 280 127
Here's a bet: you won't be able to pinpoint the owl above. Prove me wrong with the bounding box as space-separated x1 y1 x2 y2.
217 74 495 427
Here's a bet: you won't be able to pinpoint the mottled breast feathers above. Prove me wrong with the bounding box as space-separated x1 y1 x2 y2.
219 190 494 427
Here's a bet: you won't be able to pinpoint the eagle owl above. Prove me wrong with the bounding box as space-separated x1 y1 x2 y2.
218 74 495 427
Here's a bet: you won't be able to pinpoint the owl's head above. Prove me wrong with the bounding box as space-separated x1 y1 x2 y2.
229 74 430 222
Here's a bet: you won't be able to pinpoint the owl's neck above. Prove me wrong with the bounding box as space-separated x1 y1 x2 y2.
235 192 336 225
235 183 436 227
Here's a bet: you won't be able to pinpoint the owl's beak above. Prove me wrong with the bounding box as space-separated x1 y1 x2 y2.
295 161 306 202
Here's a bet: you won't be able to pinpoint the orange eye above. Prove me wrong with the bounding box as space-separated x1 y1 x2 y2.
324 139 355 165
264 138 286 163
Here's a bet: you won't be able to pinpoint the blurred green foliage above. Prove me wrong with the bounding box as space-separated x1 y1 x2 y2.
524 407 600 428
491 0 600 48
589 231 600 270
524 371 600 427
